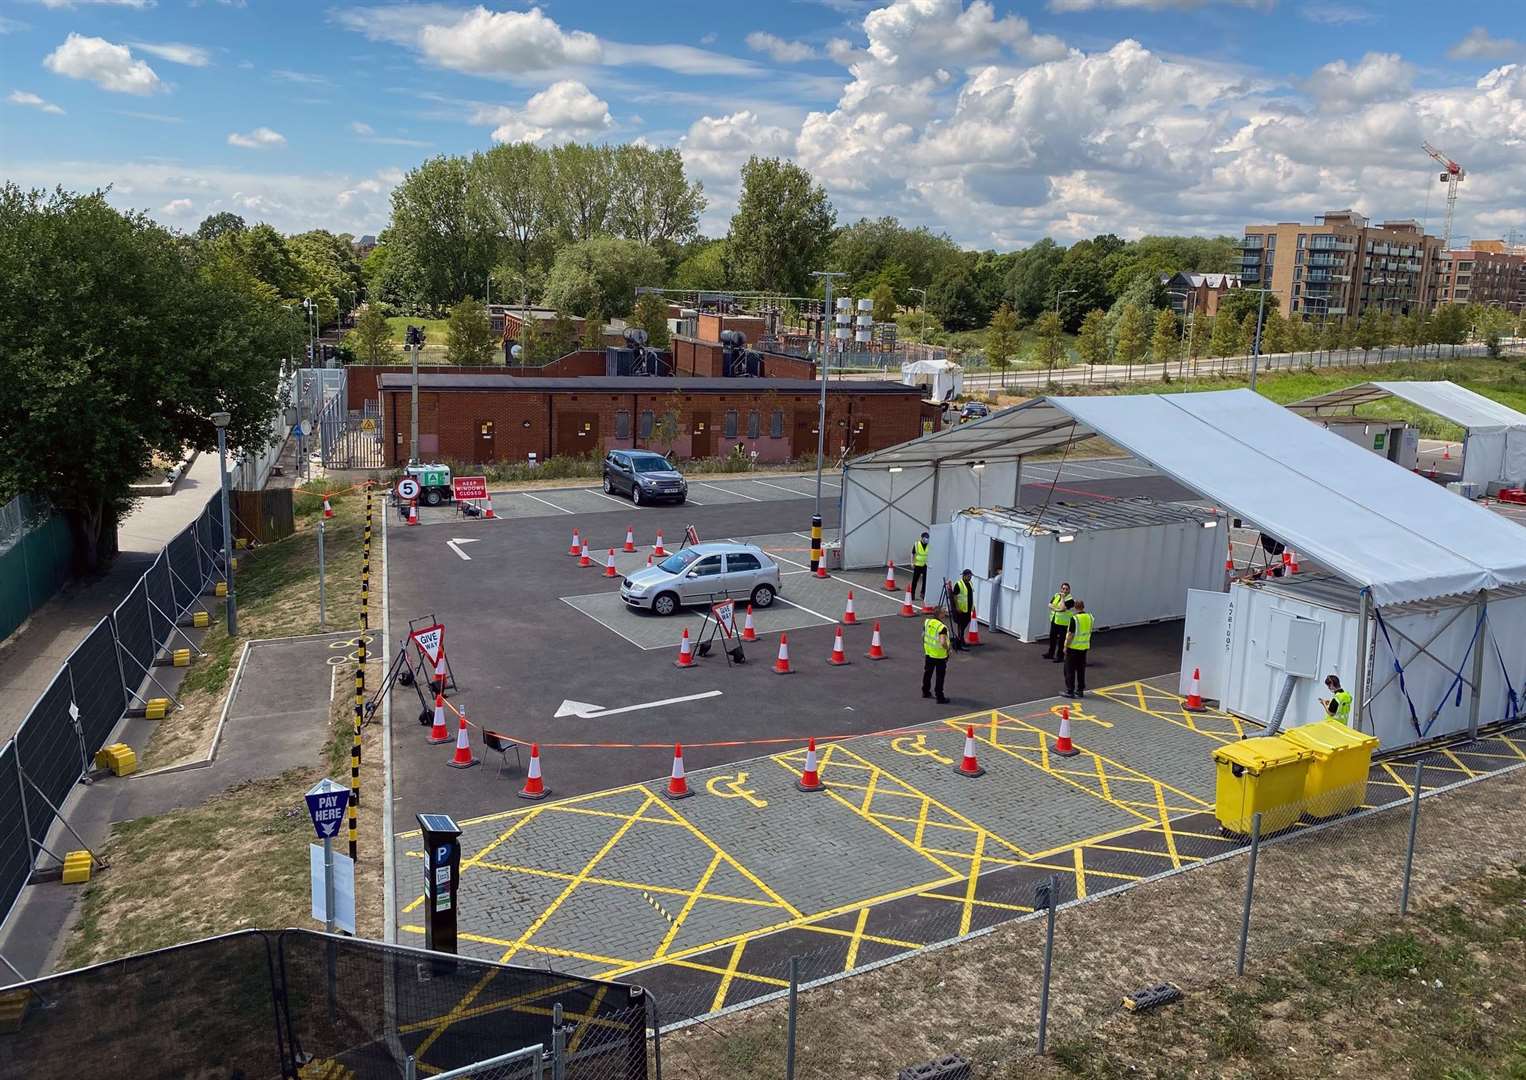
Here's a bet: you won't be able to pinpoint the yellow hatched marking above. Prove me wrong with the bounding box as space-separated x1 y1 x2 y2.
1096 680 1249 742
469 861 779 908
398 925 632 968
1155 783 1183 869
1073 847 1087 899
843 908 872 971
646 791 804 919
655 851 725 958
960 832 986 935
397 781 649 834
710 939 751 1013
1441 749 1481 778
797 921 921 950
567 985 609 1054
918 892 1033 914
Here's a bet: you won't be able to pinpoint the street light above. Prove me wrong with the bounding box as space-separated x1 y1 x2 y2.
1166 290 1193 377
1050 288 1077 382
1241 287 1275 391
810 270 848 578
210 411 237 636
910 288 929 348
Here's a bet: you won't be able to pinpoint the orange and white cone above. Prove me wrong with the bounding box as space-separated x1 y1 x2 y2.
955 725 985 777
407 499 418 526
1225 556 1235 572
827 625 850 666
569 528 582 556
843 590 858 625
519 743 548 800
447 708 478 769
322 497 334 519
431 654 448 694
866 622 886 660
884 560 897 591
483 494 496 519
898 590 916 617
1443 444 1452 460
653 530 667 557
675 628 696 669
1286 549 1300 573
815 562 829 579
796 737 825 792
1183 668 1207 712
604 548 619 577
579 543 592 567
623 525 636 553
665 743 693 799
922 598 936 615
774 633 793 674
426 693 451 744
741 605 757 642
965 606 982 646
646 554 654 568
1054 706 1079 757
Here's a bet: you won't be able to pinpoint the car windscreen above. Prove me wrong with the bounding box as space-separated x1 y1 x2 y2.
632 456 672 473
658 549 701 573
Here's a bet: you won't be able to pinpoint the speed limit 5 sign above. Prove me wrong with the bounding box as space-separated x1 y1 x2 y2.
396 477 420 501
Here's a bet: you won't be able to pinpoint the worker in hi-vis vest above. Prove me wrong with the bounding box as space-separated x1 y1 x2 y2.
1321 675 1353 726
922 609 951 704
1042 581 1072 662
949 569 974 652
1063 599 1094 699
910 532 931 602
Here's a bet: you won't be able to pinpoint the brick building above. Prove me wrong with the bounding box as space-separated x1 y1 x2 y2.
1436 242 1526 310
376 375 938 467
1159 271 1241 318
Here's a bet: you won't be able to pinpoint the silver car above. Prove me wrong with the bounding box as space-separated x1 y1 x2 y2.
620 542 782 616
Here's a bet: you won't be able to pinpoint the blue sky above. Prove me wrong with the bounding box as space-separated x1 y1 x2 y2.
3 0 1524 248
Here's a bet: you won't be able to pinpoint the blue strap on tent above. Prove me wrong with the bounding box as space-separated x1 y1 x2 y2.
1371 600 1423 738
1422 605 1487 738
1491 622 1520 723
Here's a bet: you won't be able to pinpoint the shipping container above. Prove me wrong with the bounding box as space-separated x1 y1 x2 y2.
1306 418 1419 471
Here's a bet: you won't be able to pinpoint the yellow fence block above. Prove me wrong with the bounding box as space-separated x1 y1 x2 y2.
230 556 239 572
171 648 190 668
297 1059 356 1080
214 581 228 598
0 990 31 1033
93 743 138 776
192 610 209 628
235 537 248 550
62 851 92 885
144 699 170 721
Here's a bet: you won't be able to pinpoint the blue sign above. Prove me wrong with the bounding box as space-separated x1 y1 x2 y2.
304 777 348 839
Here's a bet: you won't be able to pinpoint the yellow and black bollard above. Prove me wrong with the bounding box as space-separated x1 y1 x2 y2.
808 515 824 576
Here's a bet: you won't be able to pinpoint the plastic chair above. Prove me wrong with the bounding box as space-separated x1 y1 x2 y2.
482 730 523 777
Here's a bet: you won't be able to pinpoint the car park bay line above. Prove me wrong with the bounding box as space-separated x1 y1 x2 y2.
695 482 762 502
518 490 577 514
748 479 817 498
589 488 638 508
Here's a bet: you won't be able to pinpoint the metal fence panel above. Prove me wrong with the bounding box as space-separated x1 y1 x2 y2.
112 579 155 688
68 619 127 754
13 670 80 849
0 745 31 930
146 553 176 647
166 526 202 613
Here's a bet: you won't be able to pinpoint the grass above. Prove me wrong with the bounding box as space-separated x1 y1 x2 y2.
383 316 452 362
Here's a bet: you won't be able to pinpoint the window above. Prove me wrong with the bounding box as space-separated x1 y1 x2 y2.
988 539 1004 578
689 556 723 577
615 410 631 440
639 410 654 438
770 409 784 438
1295 250 1305 264
723 410 738 438
747 410 760 439
726 552 762 573
1297 233 1307 248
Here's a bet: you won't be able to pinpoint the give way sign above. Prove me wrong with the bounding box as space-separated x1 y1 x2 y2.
410 624 445 665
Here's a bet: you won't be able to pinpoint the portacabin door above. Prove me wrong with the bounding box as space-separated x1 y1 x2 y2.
1180 588 1232 701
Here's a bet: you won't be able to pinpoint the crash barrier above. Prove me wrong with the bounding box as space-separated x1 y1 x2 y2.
0 491 228 936
0 494 76 643
0 928 652 1080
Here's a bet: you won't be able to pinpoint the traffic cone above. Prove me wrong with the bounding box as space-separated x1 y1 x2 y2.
1225 556 1235 571
322 497 333 519
796 737 825 792
741 605 757 641
604 548 618 577
569 528 581 556
884 560 897 590
900 590 917 617
519 743 548 800
827 625 850 666
1054 707 1079 757
407 499 418 526
922 599 936 615
426 693 451 744
623 525 636 553
653 530 667 557
866 622 886 660
431 654 448 695
447 708 478 769
774 633 793 674
1183 668 1207 712
843 591 858 625
1282 551 1292 568
665 743 693 799
1443 444 1452 460
579 543 592 567
646 554 653 568
965 606 982 646
815 563 829 579
483 494 496 519
675 628 696 668
1287 549 1300 573
955 725 985 777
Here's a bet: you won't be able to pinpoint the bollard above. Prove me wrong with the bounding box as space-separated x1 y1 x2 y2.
1035 875 1057 1055
785 955 800 1080
1236 811 1262 976
1400 761 1425 915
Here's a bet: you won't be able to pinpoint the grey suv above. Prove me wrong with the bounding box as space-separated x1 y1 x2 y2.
620 542 781 616
603 449 687 505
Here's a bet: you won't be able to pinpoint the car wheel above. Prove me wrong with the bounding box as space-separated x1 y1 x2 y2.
751 584 775 608
603 476 613 494
675 496 686 505
424 489 443 507
653 592 678 616
632 486 643 506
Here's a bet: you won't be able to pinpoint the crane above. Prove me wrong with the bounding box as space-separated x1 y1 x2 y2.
1422 141 1465 254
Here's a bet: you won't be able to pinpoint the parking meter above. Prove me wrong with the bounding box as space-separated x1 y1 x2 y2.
417 814 462 954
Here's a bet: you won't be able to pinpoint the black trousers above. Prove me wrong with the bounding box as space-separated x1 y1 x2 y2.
1064 648 1089 694
951 611 970 650
910 564 928 601
1045 621 1066 658
922 656 947 698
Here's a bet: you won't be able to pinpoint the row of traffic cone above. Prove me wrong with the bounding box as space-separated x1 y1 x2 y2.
569 527 665 558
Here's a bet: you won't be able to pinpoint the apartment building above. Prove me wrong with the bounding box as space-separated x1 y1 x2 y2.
1436 241 1526 310
1239 210 1443 320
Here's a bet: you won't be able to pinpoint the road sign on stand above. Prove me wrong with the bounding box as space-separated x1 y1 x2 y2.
452 475 487 502
304 777 348 839
410 623 445 666
396 477 420 502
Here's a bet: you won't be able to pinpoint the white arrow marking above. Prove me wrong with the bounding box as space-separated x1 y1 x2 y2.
554 690 723 719
446 537 481 561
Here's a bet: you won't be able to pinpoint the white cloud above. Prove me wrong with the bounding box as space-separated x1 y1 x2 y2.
1448 27 1522 61
1301 52 1413 109
44 34 162 95
678 109 798 226
417 6 602 74
160 197 193 214
0 15 28 32
227 126 286 148
478 79 612 144
351 121 374 135
271 69 329 85
603 42 761 76
113 108 181 123
1297 4 1375 25
37 0 153 8
129 41 212 67
8 90 65 115
746 32 818 63
1048 0 1268 9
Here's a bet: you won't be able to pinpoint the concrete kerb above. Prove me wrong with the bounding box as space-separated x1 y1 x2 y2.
656 725 1526 1035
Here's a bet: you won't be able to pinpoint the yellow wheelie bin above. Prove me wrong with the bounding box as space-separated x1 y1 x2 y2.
1213 737 1313 836
1281 719 1378 818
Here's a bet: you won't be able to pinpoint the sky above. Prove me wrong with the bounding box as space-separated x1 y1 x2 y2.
2 0 1524 250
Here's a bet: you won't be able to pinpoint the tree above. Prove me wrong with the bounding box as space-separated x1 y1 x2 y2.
1054 242 1112 331
725 156 835 294
547 309 577 360
869 282 898 324
1354 308 1380 353
471 145 553 309
631 292 670 348
0 185 289 571
1217 289 1279 327
549 143 615 244
1149 307 1178 365
609 144 705 248
542 237 666 318
985 304 1021 385
445 298 496 365
1034 309 1066 373
209 222 304 299
195 211 245 242
1238 311 1259 356
1076 309 1111 366
1400 308 1427 358
347 304 397 364
387 155 494 311
1004 238 1064 320
1321 315 1344 356
1477 305 1512 358
1262 311 1292 354
582 308 605 350
1208 313 1239 358
830 217 962 299
1186 310 1210 362
1114 302 1148 368
926 264 987 332
671 240 728 290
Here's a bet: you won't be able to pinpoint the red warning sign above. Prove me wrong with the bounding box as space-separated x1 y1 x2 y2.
452 475 487 502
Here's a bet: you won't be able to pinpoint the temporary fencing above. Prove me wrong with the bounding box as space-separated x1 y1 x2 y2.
0 491 228 937
0 494 75 642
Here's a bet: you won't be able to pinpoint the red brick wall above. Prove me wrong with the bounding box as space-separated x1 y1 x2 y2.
695 313 767 344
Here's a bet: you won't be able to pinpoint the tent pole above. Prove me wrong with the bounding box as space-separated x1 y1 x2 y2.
1353 589 1371 734
1468 591 1488 740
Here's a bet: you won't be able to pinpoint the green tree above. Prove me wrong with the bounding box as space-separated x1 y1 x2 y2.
347 304 397 364
631 292 671 348
1004 238 1064 320
1399 308 1427 358
582 308 605 350
0 185 290 570
1149 307 1178 365
195 211 245 242
926 263 988 332
671 240 728 290
1263 311 1292 354
1354 308 1380 353
869 282 898 324
1238 311 1259 356
609 144 705 248
1477 305 1512 358
829 216 962 299
1054 241 1112 331
1208 313 1239 358
1033 309 1066 374
1114 303 1148 368
549 142 616 244
472 145 554 308
1076 309 1111 366
445 297 496 365
1186 310 1209 361
389 154 494 310
985 303 1021 385
725 156 835 294
547 310 577 359
543 237 666 318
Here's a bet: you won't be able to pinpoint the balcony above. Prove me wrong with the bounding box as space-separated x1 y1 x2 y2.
1239 236 1265 249
1241 268 1262 282
1305 270 1332 282
1307 254 1339 267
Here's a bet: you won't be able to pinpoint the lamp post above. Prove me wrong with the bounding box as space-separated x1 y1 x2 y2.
211 411 237 637
1243 287 1274 391
910 287 929 348
405 325 424 465
1166 290 1192 378
810 271 848 578
1050 288 1077 382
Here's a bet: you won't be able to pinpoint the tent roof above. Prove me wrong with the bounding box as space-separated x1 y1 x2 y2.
900 358 962 374
846 388 1526 606
1285 380 1526 433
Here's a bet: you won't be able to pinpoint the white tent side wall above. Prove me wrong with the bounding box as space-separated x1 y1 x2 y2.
1462 430 1508 488
840 461 1021 570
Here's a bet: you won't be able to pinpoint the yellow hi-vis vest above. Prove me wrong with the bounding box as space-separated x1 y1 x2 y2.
913 540 929 567
1068 612 1094 651
1332 690 1353 726
1050 592 1072 626
923 619 949 659
953 578 971 613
